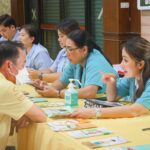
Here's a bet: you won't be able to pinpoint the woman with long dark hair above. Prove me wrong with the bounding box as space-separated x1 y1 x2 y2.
70 37 150 118
35 30 117 99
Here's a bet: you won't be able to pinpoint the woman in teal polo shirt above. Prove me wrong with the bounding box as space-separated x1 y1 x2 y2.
35 30 117 99
70 37 150 118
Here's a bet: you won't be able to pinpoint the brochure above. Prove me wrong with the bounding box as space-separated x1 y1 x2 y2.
105 144 150 150
68 127 112 139
47 119 96 132
44 108 72 118
39 102 65 108
83 136 128 149
30 97 48 103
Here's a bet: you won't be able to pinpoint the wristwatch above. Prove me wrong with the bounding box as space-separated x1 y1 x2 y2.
38 73 43 80
95 108 102 119
56 90 61 98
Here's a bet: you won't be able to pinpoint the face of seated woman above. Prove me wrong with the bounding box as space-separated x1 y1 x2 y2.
20 28 34 48
121 47 144 79
65 38 88 65
58 30 68 49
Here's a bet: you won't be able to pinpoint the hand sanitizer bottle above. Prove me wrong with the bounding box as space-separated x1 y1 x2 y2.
65 79 78 108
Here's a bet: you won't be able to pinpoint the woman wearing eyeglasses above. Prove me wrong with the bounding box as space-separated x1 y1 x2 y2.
28 19 80 82
70 37 150 118
34 30 117 99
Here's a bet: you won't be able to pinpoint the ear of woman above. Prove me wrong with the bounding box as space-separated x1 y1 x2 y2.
137 60 145 70
31 37 35 43
82 46 88 57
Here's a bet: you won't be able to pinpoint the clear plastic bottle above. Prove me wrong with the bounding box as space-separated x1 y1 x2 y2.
65 79 78 108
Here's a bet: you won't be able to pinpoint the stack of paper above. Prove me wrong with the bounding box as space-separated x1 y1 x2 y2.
68 127 111 138
30 97 48 103
44 108 72 118
47 119 96 132
83 136 128 149
106 144 150 150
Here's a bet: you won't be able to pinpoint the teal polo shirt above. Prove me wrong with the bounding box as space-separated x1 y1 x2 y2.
60 49 117 93
117 77 150 110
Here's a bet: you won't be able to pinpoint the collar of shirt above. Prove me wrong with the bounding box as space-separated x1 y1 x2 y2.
0 72 7 80
62 48 67 57
12 30 20 41
26 44 36 59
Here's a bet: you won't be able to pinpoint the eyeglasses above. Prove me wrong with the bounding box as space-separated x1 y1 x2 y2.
65 47 79 53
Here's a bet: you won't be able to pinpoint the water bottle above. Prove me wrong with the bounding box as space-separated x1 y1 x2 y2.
65 79 78 108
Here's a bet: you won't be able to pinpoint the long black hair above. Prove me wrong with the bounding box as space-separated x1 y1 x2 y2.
122 37 150 99
67 29 112 65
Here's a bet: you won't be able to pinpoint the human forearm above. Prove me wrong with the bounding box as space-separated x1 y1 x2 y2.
25 104 47 122
100 103 149 118
28 68 52 80
70 103 149 119
102 74 117 102
57 85 98 99
51 80 66 90
43 73 61 83
77 85 98 99
36 79 66 98
106 81 117 102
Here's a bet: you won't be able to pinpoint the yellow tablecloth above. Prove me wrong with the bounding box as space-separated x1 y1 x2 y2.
16 84 150 150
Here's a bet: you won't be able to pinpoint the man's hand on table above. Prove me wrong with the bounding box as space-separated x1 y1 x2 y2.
15 116 32 129
11 116 32 133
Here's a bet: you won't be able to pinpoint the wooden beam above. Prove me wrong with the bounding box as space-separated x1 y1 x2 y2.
40 23 85 30
11 0 25 26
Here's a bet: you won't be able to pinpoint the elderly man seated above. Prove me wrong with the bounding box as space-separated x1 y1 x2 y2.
0 41 46 150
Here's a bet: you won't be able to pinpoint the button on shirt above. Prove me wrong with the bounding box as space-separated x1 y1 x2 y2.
50 48 69 73
25 43 53 70
116 77 150 110
60 49 117 93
